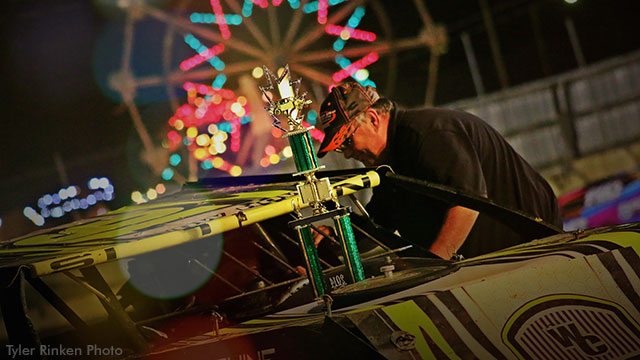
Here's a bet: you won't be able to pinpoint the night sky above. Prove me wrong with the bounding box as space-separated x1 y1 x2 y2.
1 0 638 238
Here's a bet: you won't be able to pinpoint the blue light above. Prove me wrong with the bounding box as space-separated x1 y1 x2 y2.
62 201 72 212
71 199 80 210
51 207 64 218
37 198 46 209
162 168 175 181
104 192 113 201
95 191 104 201
333 39 345 52
170 153 182 166
240 116 251 124
41 208 51 218
52 194 61 205
80 199 89 209
87 194 97 205
104 185 114 194
43 194 53 206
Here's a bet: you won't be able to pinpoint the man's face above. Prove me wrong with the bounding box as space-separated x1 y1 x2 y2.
340 116 384 166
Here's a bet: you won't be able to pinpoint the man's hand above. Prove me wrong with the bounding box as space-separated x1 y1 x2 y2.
311 225 335 247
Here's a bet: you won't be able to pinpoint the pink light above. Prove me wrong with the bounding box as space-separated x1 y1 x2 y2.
251 0 268 8
332 52 379 82
231 118 241 152
178 104 194 117
325 25 376 42
168 130 181 143
272 0 283 5
210 0 231 39
318 0 328 24
179 44 225 71
183 82 235 98
265 145 276 155
302 121 324 141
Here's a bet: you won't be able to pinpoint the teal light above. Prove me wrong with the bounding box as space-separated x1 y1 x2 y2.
208 56 225 71
190 13 243 25
307 110 317 125
212 74 227 89
201 160 214 170
162 168 175 181
242 0 253 17
288 0 300 9
169 153 182 166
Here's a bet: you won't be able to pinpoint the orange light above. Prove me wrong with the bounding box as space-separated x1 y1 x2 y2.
155 183 166 194
260 158 270 167
212 95 222 104
174 119 184 130
237 96 247 106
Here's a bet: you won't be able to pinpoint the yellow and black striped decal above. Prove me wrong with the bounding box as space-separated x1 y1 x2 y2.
0 171 380 276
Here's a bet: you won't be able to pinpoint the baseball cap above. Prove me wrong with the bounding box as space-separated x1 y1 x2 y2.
316 82 380 158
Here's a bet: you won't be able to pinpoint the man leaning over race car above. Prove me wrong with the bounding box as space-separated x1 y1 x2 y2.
313 82 562 260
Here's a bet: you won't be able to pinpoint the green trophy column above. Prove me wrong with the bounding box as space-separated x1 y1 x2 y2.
287 130 318 173
296 225 325 297
333 214 365 283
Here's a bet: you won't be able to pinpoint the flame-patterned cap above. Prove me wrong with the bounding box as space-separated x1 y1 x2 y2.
317 82 379 158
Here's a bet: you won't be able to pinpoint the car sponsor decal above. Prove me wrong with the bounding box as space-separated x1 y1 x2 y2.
502 294 640 360
596 248 640 316
434 291 508 359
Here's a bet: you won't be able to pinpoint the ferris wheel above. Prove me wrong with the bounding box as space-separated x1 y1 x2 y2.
108 0 446 192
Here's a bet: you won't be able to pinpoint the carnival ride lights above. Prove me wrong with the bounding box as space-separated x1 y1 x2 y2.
23 177 115 227
260 65 364 297
114 0 442 186
158 1 382 178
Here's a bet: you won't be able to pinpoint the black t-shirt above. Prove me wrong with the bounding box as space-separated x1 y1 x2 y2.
367 107 562 258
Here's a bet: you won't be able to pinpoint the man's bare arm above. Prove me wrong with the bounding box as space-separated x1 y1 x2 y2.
429 205 479 259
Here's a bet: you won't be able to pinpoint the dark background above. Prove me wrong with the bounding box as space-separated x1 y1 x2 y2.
1 0 638 238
